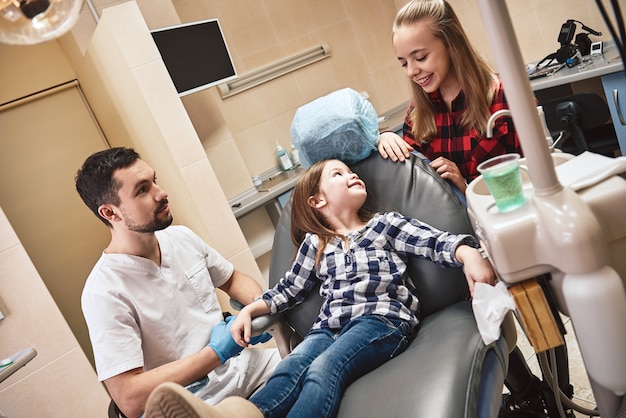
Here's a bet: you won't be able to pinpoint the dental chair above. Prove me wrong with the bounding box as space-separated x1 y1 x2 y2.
264 152 514 417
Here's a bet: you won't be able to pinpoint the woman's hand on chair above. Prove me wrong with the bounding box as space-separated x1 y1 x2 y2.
378 132 414 162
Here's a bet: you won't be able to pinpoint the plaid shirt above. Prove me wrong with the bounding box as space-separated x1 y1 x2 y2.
262 212 477 331
401 78 522 183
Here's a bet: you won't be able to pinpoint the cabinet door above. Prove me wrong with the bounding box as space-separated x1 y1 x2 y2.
602 71 626 156
0 83 110 366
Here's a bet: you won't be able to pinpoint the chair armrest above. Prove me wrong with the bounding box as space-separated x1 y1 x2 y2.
230 298 294 358
251 314 293 358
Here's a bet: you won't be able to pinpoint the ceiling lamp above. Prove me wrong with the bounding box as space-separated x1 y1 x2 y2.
0 0 83 45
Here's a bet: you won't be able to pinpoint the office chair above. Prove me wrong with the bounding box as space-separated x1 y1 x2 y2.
541 92 620 156
265 152 514 418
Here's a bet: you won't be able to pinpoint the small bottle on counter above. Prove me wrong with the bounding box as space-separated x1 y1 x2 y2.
276 141 293 171
290 143 300 167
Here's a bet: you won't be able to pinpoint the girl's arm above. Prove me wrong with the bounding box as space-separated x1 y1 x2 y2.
454 244 495 296
230 299 271 347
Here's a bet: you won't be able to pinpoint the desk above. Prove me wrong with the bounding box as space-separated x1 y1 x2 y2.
529 44 623 91
229 166 304 222
529 42 626 155
229 166 304 258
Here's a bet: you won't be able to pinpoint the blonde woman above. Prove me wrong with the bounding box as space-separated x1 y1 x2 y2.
378 0 522 196
378 2 576 417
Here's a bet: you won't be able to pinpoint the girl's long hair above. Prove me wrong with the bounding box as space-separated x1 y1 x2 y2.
290 159 373 267
393 0 496 144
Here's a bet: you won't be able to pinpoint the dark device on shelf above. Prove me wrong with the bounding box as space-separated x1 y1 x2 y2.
555 19 602 63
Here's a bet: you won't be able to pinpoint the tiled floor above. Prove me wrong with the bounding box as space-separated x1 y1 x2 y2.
511 315 598 417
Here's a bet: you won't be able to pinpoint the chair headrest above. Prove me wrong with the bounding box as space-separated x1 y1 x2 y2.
290 88 379 168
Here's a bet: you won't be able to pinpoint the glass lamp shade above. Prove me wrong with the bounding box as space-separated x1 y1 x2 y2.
0 0 83 45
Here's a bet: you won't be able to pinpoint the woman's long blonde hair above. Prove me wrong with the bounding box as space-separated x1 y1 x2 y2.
393 0 496 144
290 159 373 267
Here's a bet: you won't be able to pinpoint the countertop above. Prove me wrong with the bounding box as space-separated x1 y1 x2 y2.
378 101 410 134
530 42 623 91
229 166 305 219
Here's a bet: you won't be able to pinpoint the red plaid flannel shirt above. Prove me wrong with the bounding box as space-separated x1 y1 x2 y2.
401 78 522 183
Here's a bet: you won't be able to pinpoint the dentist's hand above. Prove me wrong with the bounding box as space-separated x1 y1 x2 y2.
230 309 273 347
208 316 244 364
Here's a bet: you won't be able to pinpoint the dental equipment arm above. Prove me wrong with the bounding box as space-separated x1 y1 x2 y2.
470 1 626 416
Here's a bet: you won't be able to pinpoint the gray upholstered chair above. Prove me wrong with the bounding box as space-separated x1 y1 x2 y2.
263 152 513 418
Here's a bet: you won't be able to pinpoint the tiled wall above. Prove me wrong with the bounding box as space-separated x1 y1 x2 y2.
167 0 614 201
172 0 405 200
0 207 110 416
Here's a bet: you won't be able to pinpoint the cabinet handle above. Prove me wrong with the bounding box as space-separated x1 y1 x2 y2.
613 89 626 125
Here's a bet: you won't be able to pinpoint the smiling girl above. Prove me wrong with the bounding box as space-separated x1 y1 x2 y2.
378 0 522 195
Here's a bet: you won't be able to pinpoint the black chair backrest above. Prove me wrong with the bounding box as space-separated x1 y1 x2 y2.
541 92 610 131
541 92 619 155
268 153 474 338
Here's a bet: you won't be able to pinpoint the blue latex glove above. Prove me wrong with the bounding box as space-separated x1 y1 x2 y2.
208 316 243 364
208 317 273 364
250 331 272 345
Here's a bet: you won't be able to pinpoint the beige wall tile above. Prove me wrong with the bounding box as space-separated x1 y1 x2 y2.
74 0 616 202
205 139 253 200
136 0 181 28
182 89 234 148
215 1 276 64
178 158 254 263
0 42 75 105
0 214 109 416
219 89 272 135
0 207 19 252
238 208 275 259
0 246 77 366
133 60 208 169
228 247 268 288
306 0 348 29
254 75 304 122
0 347 109 417
292 59 343 105
236 114 296 176
263 0 317 41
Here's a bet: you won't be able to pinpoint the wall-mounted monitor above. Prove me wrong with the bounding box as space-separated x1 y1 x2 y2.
150 19 237 97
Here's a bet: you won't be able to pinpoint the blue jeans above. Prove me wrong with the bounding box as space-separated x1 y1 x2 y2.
249 315 415 418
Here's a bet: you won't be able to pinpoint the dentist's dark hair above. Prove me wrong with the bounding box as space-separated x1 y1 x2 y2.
75 147 140 227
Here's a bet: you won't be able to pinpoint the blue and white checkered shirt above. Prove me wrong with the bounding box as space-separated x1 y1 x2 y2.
263 212 477 331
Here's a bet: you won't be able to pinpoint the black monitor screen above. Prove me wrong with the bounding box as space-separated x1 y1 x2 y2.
151 19 237 96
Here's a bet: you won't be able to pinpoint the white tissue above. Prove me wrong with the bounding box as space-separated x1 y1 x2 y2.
472 282 517 345
555 151 626 191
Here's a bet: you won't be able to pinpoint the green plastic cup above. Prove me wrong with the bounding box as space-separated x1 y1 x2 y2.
477 153 526 213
